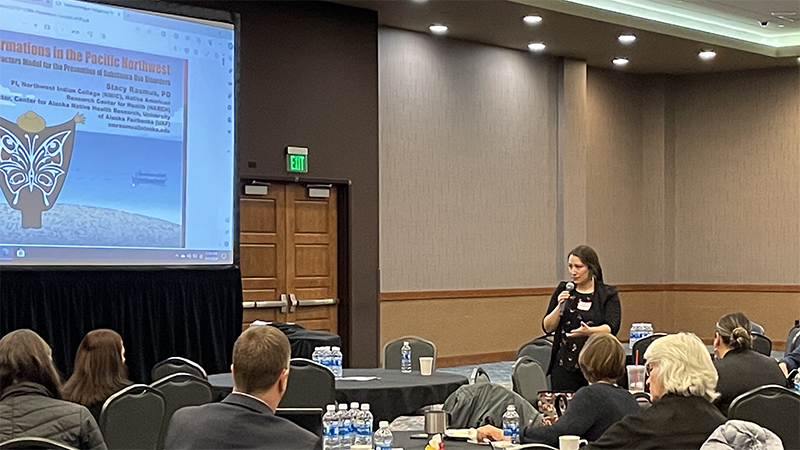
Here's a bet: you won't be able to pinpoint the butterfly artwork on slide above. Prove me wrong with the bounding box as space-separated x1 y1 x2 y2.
0 111 84 229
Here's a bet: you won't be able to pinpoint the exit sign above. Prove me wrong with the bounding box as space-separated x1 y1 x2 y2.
286 147 308 173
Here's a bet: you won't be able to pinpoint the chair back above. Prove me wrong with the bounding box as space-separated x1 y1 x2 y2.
100 384 166 450
633 391 652 411
516 335 553 389
151 357 207 381
751 333 772 356
511 356 548 407
728 384 800 450
786 323 800 357
0 438 76 450
470 366 491 384
382 336 436 371
150 373 214 449
631 333 667 362
275 408 324 437
279 358 336 409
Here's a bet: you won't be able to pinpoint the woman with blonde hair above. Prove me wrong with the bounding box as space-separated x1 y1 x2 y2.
477 333 639 446
0 329 107 450
585 333 727 450
63 329 132 421
712 312 787 415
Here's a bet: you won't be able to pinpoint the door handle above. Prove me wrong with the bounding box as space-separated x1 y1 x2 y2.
280 294 288 313
289 294 298 313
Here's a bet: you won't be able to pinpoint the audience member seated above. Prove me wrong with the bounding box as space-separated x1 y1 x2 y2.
62 329 133 421
584 333 726 450
164 325 321 450
0 329 107 450
712 312 788 416
476 333 639 447
779 346 800 379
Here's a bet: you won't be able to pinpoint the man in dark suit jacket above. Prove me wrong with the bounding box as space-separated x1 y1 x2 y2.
164 326 322 450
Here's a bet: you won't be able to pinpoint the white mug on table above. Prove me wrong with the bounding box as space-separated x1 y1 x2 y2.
559 435 587 450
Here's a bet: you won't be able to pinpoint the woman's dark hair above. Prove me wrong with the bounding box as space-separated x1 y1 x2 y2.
715 312 752 350
62 329 131 407
569 245 604 283
0 329 62 398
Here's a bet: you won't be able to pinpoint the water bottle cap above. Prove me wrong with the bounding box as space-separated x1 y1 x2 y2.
403 341 409 346
361 403 370 410
327 404 336 411
339 403 348 410
332 346 340 351
507 405 516 411
379 421 389 428
350 402 359 409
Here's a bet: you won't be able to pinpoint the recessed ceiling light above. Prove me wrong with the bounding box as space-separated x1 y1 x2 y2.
698 50 716 60
618 34 637 44
429 24 448 35
528 42 546 52
612 57 629 66
523 15 543 25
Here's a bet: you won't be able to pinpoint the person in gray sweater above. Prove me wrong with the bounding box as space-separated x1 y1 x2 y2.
477 333 639 447
0 329 107 450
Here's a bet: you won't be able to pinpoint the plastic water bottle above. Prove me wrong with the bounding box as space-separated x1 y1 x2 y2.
355 403 373 446
373 421 392 450
794 372 800 393
348 402 359 446
629 323 642 349
312 347 322 365
332 346 343 379
323 404 339 450
337 403 351 450
502 405 520 444
321 346 333 374
400 341 412 373
644 323 654 339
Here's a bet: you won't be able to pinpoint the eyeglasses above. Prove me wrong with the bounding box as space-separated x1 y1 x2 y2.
645 362 657 376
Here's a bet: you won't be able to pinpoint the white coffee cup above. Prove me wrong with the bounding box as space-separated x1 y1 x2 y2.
419 357 434 376
559 435 587 450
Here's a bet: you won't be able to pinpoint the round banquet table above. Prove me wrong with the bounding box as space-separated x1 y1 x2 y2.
391 431 483 450
207 368 467 423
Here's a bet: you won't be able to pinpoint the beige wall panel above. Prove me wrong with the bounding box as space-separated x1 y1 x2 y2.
381 295 551 357
379 28 558 291
673 68 800 284
665 291 800 344
618 291 667 342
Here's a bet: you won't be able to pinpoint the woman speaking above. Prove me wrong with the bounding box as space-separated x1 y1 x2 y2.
542 245 621 392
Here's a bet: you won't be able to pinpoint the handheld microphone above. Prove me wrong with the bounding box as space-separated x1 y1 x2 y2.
559 281 575 317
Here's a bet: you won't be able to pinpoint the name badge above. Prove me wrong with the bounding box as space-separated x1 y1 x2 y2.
577 300 592 311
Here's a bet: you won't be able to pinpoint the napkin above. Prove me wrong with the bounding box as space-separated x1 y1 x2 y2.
425 433 444 450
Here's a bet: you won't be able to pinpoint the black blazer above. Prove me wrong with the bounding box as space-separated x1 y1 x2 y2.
164 393 321 450
543 280 621 375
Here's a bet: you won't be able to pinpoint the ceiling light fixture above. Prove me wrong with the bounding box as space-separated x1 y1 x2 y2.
698 50 716 60
618 34 637 44
429 24 448 35
523 15 543 25
528 42 546 52
612 57 629 66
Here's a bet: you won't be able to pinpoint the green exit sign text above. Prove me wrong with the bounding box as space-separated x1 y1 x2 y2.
286 147 309 173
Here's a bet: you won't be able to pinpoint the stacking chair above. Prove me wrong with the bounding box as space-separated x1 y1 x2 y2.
728 384 800 450
751 333 772 357
99 384 165 450
0 438 76 450
785 322 800 357
516 335 553 389
631 333 667 362
150 373 214 449
279 358 336 409
633 391 652 411
151 356 207 382
383 336 436 371
470 366 491 384
511 356 548 407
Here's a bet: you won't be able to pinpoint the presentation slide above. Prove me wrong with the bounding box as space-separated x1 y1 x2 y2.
0 0 235 265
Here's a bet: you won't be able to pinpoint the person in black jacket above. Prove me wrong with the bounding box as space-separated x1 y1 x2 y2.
712 312 788 415
477 332 639 446
584 333 727 450
542 245 621 392
0 329 107 450
164 325 321 450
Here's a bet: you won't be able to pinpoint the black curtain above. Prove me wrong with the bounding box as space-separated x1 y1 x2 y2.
0 267 242 383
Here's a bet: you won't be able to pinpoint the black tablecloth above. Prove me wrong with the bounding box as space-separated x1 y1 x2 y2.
269 323 340 360
391 431 479 450
208 368 467 423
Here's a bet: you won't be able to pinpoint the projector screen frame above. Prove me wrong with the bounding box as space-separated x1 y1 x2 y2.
0 0 241 269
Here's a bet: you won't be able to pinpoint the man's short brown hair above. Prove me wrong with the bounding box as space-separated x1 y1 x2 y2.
578 332 625 383
232 326 290 394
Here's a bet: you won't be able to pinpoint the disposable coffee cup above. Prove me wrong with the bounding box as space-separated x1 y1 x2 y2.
626 365 646 392
419 357 434 376
559 435 587 450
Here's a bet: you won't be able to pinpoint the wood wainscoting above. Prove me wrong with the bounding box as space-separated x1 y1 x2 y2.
380 284 800 367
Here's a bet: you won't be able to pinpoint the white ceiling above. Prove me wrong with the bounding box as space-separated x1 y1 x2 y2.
680 0 800 29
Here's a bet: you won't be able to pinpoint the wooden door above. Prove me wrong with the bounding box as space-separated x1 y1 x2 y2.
286 184 338 332
239 183 338 333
